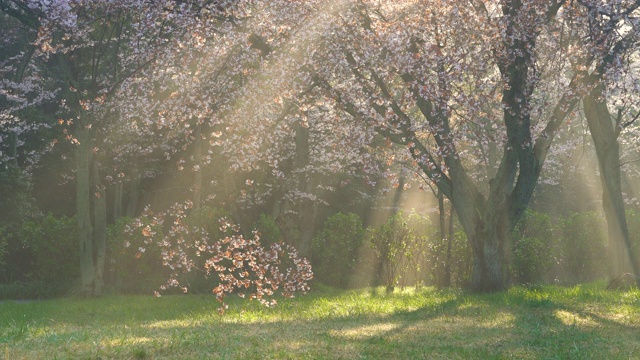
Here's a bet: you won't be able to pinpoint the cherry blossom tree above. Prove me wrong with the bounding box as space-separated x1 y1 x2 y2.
0 2 56 170
256 0 584 292
1 0 200 296
7 0 639 295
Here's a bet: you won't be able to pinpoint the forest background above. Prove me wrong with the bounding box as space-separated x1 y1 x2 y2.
1 0 640 300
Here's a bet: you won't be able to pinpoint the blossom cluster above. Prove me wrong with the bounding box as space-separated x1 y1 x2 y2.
125 201 312 314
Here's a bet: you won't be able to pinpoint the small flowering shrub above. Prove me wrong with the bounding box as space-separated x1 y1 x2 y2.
125 201 313 314
208 221 313 313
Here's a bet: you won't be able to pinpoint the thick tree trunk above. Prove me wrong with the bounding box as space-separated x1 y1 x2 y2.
448 168 510 292
584 86 639 279
443 199 455 288
76 126 94 296
469 226 506 292
437 191 448 287
93 163 107 296
466 207 508 292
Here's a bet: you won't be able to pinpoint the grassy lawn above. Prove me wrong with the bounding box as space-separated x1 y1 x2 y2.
1 283 639 359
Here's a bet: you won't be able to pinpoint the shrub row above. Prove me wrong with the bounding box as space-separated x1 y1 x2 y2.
0 214 78 298
312 209 634 289
1 206 635 298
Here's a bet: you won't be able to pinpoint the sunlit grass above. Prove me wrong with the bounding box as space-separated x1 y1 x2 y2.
1 283 639 359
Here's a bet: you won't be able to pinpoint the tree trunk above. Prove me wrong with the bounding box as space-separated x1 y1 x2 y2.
114 181 123 221
76 126 94 296
468 224 506 292
125 171 141 217
463 206 508 293
443 199 455 288
584 86 639 279
293 121 315 256
9 132 18 167
93 163 107 296
450 172 510 292
437 191 448 287
193 126 203 209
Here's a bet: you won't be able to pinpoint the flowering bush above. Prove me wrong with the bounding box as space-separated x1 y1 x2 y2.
125 201 313 314
208 222 313 313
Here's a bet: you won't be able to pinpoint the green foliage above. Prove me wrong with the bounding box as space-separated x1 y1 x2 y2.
559 212 608 283
20 214 78 284
312 212 364 288
367 212 412 292
252 213 282 246
513 237 551 284
0 214 78 298
182 206 231 240
0 281 69 300
0 228 31 284
510 210 555 284
0 165 38 226
428 228 472 288
401 211 430 287
0 165 43 285
505 210 612 286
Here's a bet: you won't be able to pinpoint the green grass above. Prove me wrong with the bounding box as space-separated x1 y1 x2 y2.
1 283 639 359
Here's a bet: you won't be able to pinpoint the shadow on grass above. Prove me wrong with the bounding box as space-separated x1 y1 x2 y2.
2 286 639 359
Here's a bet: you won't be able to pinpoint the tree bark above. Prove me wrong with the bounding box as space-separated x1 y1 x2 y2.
76 126 94 296
584 85 639 279
93 163 107 296
125 170 140 217
437 191 448 287
114 181 123 221
193 126 203 209
445 202 454 287
293 121 315 256
456 193 509 292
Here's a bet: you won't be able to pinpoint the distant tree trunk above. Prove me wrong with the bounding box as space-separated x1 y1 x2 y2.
114 181 123 221
293 120 317 256
9 132 18 167
584 85 639 280
93 163 107 296
193 126 203 209
76 125 94 296
125 170 141 217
